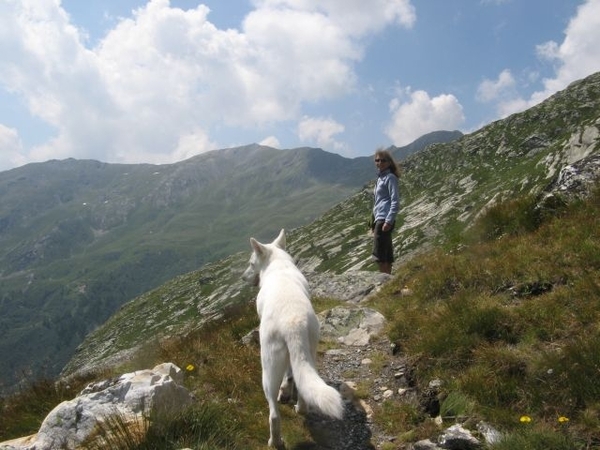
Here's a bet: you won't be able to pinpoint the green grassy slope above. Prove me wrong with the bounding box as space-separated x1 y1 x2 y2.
2 185 599 448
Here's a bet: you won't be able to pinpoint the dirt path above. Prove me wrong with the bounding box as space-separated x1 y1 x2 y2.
285 338 413 450
290 271 416 449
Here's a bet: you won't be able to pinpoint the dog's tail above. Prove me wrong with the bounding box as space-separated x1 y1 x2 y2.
290 347 344 419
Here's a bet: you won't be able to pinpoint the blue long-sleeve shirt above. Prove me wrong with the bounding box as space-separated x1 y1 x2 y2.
373 169 400 225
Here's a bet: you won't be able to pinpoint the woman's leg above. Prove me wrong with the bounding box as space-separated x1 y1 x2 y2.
378 262 392 274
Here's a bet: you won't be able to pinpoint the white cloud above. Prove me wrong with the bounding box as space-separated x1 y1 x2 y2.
536 0 600 94
495 0 600 119
173 129 217 162
0 124 26 170
385 89 465 147
476 69 516 102
297 116 345 150
0 0 415 169
536 40 560 62
250 0 416 34
259 135 281 148
495 97 530 119
241 7 360 108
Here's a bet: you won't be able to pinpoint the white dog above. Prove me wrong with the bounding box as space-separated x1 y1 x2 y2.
242 229 344 448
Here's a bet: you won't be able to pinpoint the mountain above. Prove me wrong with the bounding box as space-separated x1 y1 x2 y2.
389 129 463 161
0 135 461 392
61 71 600 380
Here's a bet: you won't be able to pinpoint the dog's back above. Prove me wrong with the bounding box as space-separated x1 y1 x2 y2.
243 230 344 447
259 247 344 418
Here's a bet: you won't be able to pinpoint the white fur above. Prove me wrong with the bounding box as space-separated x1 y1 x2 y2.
242 229 344 448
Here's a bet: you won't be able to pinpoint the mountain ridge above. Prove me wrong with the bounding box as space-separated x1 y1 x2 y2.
0 132 461 392
61 71 600 380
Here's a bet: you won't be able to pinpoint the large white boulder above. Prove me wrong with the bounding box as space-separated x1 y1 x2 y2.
0 363 194 450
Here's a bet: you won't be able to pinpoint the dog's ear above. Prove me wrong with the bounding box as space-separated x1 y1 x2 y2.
273 229 286 250
250 237 266 256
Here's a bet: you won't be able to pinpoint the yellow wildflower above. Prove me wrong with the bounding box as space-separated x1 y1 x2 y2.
186 364 195 372
558 416 569 423
519 415 532 423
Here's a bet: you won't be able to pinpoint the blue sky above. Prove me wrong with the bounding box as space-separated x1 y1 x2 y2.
1 0 599 171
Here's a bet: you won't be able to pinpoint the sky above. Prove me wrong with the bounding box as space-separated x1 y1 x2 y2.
1 0 599 172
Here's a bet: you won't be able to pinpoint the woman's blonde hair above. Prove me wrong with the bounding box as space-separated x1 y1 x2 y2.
374 148 399 176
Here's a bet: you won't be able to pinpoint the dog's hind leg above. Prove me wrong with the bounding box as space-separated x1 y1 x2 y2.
262 343 288 448
278 366 295 404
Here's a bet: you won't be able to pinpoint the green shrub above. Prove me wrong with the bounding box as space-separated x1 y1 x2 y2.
470 195 543 242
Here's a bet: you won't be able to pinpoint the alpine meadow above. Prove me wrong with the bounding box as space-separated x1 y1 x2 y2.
1 72 600 449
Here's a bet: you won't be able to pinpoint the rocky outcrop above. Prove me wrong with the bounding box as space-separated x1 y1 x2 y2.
0 363 193 450
306 270 392 303
411 422 502 449
542 152 600 204
319 306 386 346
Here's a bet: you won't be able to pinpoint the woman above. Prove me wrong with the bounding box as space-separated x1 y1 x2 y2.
371 149 400 274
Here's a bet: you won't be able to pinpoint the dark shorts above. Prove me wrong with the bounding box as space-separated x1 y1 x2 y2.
372 220 395 264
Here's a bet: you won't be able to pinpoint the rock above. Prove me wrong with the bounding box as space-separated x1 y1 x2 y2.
420 379 443 417
306 270 392 303
0 363 194 450
438 424 481 449
476 421 503 445
325 349 348 358
412 439 442 450
541 152 600 205
318 306 386 346
241 328 260 346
